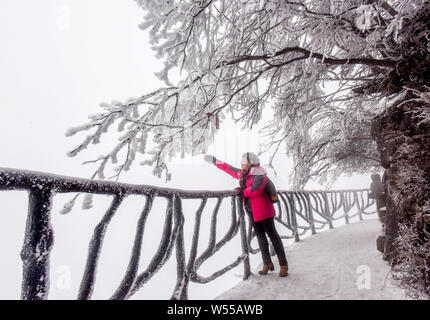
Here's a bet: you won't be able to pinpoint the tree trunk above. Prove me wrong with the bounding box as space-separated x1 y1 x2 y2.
371 94 430 296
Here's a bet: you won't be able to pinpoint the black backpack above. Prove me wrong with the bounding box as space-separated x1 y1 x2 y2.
265 176 279 203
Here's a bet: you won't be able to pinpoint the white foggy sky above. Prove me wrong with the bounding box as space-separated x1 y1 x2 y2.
0 0 161 177
0 0 376 300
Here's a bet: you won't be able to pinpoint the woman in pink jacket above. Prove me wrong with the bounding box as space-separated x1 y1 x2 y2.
204 152 288 277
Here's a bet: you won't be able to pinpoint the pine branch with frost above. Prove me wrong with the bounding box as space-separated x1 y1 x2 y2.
393 214 430 299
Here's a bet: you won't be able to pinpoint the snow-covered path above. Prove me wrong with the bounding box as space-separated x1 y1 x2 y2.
217 219 407 300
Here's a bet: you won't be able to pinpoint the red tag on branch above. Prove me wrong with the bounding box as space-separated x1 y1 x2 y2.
206 112 220 130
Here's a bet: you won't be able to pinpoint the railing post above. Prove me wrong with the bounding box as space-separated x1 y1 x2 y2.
236 195 251 280
21 186 55 300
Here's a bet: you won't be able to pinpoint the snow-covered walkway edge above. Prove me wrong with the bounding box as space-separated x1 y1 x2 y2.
216 219 408 300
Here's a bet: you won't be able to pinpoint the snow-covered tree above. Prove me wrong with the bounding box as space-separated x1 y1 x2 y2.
66 0 399 185
66 0 430 296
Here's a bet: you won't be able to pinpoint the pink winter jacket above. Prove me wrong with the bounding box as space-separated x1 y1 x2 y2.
213 160 276 222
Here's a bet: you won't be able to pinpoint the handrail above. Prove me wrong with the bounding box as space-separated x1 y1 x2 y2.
0 167 376 300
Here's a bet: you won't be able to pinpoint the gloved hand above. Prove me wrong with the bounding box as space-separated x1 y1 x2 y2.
204 154 217 164
234 187 245 196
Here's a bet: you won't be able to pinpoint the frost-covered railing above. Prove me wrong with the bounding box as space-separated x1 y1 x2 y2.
0 167 376 300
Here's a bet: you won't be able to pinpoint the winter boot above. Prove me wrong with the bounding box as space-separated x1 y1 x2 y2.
279 265 288 277
258 262 274 275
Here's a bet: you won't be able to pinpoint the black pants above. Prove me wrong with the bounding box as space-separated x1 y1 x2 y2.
250 214 288 267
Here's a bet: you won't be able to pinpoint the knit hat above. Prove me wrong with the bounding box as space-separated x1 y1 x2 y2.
241 152 260 165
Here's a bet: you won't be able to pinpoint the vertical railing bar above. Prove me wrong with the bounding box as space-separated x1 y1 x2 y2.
247 218 259 254
313 192 326 219
295 192 312 223
342 192 350 224
284 192 300 242
21 185 56 300
276 193 283 220
332 192 340 219
294 192 304 217
322 192 334 229
348 191 354 220
236 194 251 280
357 191 364 220
78 193 125 300
304 193 316 235
212 198 240 251
278 192 291 228
171 193 187 300
187 197 207 279
189 195 242 284
193 197 223 269
126 194 176 299
110 191 155 300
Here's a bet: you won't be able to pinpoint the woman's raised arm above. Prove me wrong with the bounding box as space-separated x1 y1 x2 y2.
204 155 241 179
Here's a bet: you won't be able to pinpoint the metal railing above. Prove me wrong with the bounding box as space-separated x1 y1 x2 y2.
0 167 376 300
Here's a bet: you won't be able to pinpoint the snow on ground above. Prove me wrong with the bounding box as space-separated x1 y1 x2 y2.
217 219 407 300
